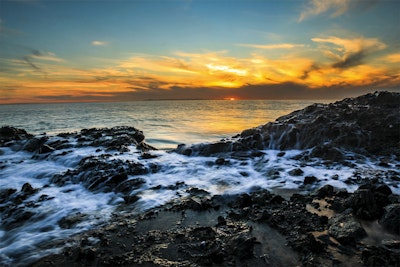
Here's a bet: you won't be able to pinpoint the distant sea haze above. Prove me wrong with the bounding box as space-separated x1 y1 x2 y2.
0 99 328 149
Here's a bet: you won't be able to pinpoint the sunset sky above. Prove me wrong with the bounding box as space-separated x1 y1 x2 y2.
0 0 399 104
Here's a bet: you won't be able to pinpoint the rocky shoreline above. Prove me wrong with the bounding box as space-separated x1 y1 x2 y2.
1 91 399 266
32 181 400 267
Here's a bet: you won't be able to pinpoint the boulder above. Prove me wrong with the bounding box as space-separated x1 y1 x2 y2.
23 136 48 152
0 126 32 142
328 213 366 244
347 183 393 220
288 168 304 176
379 204 400 235
304 176 319 185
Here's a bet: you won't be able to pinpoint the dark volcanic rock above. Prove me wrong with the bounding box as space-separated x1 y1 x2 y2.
51 155 152 193
288 233 326 254
175 91 400 157
379 204 400 235
23 136 48 152
80 126 152 152
58 213 88 229
31 184 400 267
328 213 366 244
346 183 393 220
362 245 400 267
288 168 304 176
227 233 256 259
303 175 319 185
0 126 32 143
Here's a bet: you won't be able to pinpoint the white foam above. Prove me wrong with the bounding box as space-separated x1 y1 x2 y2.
1 137 399 266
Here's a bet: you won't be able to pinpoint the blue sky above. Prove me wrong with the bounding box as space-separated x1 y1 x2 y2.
0 0 399 103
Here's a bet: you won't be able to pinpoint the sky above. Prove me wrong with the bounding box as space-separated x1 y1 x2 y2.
0 0 399 104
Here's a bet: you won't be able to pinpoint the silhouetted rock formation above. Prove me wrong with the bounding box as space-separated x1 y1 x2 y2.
176 91 400 157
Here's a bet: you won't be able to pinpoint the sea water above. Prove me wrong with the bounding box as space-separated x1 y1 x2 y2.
0 99 398 266
0 100 324 149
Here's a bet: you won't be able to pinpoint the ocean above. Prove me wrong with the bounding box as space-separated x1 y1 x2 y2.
0 100 326 149
0 99 397 266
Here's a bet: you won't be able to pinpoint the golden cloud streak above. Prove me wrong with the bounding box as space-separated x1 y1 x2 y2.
1 35 399 103
237 43 305 50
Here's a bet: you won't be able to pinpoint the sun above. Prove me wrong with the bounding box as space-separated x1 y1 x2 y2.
224 97 237 101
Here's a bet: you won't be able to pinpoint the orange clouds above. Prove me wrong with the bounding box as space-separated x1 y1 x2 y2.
0 35 399 104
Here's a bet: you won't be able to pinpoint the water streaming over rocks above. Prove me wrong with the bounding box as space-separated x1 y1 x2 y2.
175 91 400 157
0 91 399 266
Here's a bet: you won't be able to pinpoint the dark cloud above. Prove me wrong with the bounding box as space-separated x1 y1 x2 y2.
113 82 400 102
300 63 320 80
332 51 365 69
22 55 41 71
22 49 47 76
22 82 400 104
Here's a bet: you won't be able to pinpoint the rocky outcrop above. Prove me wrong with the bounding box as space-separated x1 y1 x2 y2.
0 125 155 154
176 91 400 157
0 126 33 144
328 213 367 244
51 154 156 195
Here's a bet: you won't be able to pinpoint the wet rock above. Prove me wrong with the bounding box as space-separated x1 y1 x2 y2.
315 184 335 198
288 168 304 176
77 248 97 262
215 157 227 165
289 233 326 254
123 194 139 204
250 189 273 205
2 209 35 230
176 91 400 157
350 188 379 219
375 183 392 196
362 245 400 267
175 144 192 156
328 213 366 244
23 136 48 152
309 144 344 162
46 139 71 150
115 178 146 193
186 187 209 196
39 144 55 154
185 198 203 211
216 216 226 227
21 183 38 195
53 156 150 193
140 152 157 159
347 183 393 220
304 175 319 185
106 172 128 186
79 126 154 152
0 188 17 203
0 126 32 143
227 233 255 259
190 226 216 240
232 193 253 208
58 213 88 229
38 194 54 202
270 195 285 204
379 204 400 235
